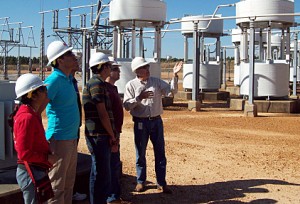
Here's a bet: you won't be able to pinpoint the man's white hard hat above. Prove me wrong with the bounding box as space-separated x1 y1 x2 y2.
108 56 121 67
89 52 110 68
131 57 150 72
15 73 47 99
46 41 73 66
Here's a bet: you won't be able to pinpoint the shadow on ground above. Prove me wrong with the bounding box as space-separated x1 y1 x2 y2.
121 174 299 204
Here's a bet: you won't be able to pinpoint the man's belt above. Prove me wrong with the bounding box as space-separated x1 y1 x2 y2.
133 115 161 121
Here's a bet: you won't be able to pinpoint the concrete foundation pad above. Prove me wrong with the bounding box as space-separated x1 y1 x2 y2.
188 100 201 112
175 91 229 101
244 103 258 117
226 86 240 96
230 98 246 111
230 98 300 113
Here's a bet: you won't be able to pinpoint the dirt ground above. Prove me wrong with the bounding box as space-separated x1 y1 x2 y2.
76 100 300 204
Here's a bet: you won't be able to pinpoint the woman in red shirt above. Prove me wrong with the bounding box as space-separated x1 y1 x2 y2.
8 73 56 204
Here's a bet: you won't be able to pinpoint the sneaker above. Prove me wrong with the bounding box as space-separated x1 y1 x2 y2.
72 192 87 201
134 183 145 192
157 185 172 194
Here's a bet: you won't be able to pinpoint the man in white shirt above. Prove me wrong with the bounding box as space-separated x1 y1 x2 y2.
123 57 182 194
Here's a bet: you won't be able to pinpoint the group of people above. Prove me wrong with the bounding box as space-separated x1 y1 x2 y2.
9 40 182 204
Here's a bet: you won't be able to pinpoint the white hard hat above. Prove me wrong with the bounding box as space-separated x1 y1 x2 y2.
89 52 110 68
15 73 46 99
131 57 150 72
108 56 121 66
46 41 73 66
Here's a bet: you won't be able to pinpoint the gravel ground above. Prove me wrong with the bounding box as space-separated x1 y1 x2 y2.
76 101 300 204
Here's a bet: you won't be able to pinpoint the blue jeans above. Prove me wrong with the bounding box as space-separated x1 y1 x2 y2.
16 165 48 204
107 133 121 203
85 136 111 204
133 117 167 187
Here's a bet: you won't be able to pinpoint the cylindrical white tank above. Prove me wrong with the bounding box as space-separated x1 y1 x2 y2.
239 62 289 97
236 0 294 26
231 28 268 44
109 0 166 27
115 58 161 94
183 63 221 90
181 15 223 36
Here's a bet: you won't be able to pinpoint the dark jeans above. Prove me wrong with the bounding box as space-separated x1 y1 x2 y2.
133 117 167 187
107 139 121 202
85 136 111 204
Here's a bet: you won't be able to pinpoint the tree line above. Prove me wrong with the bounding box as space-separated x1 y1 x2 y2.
0 56 235 65
0 56 40 65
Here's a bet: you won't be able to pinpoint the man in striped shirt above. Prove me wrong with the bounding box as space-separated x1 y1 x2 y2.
82 52 118 204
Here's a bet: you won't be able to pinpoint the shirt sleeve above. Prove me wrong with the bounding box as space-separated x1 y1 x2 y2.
14 114 48 163
45 76 59 101
159 76 178 97
90 82 105 104
123 82 141 111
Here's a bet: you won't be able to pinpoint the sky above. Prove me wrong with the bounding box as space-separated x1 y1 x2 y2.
0 0 299 59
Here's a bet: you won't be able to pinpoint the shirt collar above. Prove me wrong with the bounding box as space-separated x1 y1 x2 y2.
54 68 68 79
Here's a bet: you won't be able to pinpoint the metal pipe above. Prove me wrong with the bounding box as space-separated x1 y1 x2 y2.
117 27 123 58
40 13 45 80
292 32 298 96
267 25 272 60
216 37 220 62
82 30 87 87
29 47 32 73
280 29 285 59
184 35 188 63
17 45 20 77
200 33 204 64
222 47 226 88
131 23 136 59
3 42 8 80
139 28 143 57
192 22 200 101
113 27 118 58
286 27 290 62
68 8 72 46
248 20 255 105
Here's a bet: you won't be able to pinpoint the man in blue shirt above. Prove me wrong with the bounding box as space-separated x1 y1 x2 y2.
45 41 80 204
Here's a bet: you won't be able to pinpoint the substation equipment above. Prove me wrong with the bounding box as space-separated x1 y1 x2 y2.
231 0 297 115
180 14 230 103
108 0 166 94
0 17 37 160
0 0 168 161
